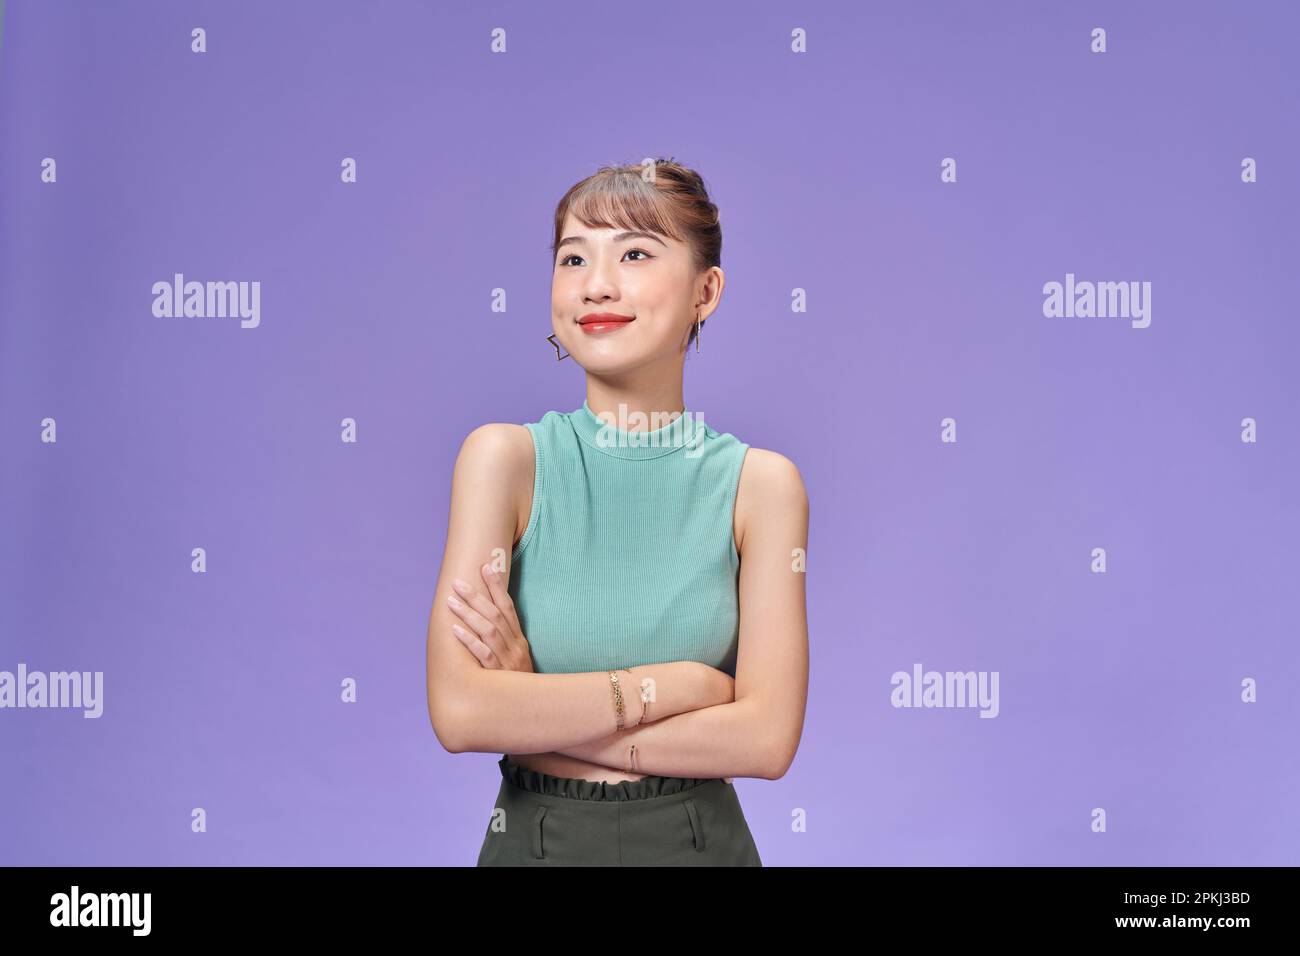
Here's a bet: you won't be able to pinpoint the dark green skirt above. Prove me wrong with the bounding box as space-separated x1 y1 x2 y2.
476 755 763 866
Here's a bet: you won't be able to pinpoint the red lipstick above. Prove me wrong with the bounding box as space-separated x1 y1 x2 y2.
577 312 635 335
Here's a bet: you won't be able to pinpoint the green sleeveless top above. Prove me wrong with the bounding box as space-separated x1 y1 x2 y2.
508 399 750 677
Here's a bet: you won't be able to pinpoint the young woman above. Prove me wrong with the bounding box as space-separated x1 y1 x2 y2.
425 158 809 866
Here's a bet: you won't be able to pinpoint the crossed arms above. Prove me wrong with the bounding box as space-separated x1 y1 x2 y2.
425 423 809 780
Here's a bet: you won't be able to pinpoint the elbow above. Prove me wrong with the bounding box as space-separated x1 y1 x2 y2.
760 734 799 781
760 753 791 781
428 696 471 755
743 696 800 780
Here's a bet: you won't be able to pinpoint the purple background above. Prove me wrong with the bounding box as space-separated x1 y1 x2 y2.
2 0 1296 866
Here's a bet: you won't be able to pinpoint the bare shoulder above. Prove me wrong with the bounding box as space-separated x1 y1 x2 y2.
455 422 533 470
453 423 536 544
734 447 809 554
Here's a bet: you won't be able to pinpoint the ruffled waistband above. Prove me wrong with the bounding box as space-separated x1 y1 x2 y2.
498 755 719 802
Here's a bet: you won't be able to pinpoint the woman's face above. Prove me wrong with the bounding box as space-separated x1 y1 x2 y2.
550 211 718 374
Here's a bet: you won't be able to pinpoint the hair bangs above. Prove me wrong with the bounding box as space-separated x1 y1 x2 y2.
562 174 687 246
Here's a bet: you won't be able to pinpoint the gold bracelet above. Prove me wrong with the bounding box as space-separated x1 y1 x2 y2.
621 668 643 726
609 671 627 731
624 671 644 723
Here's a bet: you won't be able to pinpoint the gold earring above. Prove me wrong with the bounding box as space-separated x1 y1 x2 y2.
546 333 571 361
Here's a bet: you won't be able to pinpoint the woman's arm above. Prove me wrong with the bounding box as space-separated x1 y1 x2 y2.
425 423 731 755
555 448 810 779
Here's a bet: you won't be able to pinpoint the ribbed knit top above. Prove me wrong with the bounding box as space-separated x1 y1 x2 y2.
508 399 750 677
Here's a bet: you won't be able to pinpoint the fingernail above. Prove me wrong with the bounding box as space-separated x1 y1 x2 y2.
447 595 461 609
482 563 495 577
452 579 470 594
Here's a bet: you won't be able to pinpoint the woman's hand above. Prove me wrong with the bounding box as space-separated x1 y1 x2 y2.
446 563 534 673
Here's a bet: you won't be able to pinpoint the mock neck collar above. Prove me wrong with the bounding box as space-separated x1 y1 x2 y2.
571 399 706 460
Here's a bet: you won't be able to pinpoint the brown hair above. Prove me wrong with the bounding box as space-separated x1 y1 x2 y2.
551 157 721 348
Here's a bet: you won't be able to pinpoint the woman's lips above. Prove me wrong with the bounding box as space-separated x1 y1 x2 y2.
578 315 635 335
580 321 633 334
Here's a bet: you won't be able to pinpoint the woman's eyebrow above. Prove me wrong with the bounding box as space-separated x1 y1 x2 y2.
556 230 668 251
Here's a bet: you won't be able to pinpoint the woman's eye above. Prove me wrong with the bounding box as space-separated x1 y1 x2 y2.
558 249 652 267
